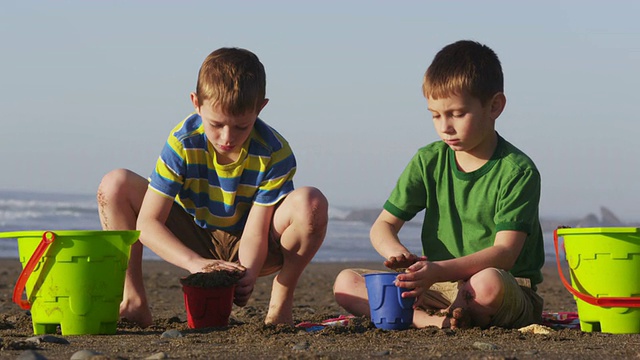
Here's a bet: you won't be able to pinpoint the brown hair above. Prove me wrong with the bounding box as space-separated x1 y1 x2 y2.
422 40 503 105
195 47 266 115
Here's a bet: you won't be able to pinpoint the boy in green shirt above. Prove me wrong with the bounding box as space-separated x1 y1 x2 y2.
333 40 544 329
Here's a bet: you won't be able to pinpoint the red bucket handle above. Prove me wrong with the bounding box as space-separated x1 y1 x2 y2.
554 229 640 308
13 231 56 310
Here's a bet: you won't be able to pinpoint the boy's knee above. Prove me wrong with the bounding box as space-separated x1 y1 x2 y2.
296 186 328 211
334 269 359 293
97 169 145 209
98 169 131 196
466 268 505 306
333 269 363 304
98 169 128 203
288 187 329 229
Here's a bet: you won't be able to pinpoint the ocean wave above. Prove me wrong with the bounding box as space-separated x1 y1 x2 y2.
0 198 96 209
328 207 351 220
0 197 98 226
0 190 569 264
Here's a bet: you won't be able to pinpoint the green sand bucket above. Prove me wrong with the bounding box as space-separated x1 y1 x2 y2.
0 230 139 335
554 227 640 334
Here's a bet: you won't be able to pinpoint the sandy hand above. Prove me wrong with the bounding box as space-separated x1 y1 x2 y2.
384 253 427 271
202 260 246 274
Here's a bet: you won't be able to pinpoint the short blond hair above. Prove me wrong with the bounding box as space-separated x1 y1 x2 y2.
196 47 266 115
422 40 503 105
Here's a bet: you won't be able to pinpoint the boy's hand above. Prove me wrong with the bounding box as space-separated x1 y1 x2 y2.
197 261 253 306
201 260 246 273
233 271 256 307
394 260 438 299
384 253 427 271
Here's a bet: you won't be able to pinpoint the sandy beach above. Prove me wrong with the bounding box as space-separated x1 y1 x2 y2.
1 259 639 359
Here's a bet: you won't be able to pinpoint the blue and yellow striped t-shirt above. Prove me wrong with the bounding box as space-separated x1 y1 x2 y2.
148 113 296 232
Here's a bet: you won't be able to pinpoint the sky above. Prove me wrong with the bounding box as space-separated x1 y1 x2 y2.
1 1 640 221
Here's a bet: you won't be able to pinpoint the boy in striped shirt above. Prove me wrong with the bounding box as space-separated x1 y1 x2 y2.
97 47 328 327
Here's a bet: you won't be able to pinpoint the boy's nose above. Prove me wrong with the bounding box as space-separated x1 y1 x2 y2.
440 119 454 134
220 127 232 143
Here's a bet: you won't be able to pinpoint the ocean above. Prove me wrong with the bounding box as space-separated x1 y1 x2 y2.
0 190 558 263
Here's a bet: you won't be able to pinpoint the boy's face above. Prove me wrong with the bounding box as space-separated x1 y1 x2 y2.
426 91 504 159
191 95 268 162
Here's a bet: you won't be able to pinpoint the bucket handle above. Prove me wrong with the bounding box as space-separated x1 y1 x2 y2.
554 229 640 308
13 231 56 310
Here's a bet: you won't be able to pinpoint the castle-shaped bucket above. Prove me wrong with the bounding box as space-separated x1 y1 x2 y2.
0 230 139 335
363 272 414 330
554 227 640 334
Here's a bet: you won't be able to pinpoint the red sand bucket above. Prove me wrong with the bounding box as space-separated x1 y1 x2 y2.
182 284 235 328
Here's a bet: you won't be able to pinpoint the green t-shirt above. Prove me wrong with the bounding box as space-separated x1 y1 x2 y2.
384 135 544 287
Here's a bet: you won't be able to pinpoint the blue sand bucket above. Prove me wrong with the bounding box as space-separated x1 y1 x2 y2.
364 272 414 330
0 230 139 335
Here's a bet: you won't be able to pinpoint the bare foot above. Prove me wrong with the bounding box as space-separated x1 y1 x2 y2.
120 300 153 328
264 304 293 326
449 307 472 329
264 314 293 326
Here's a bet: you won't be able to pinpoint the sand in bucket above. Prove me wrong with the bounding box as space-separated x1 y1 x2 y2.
180 269 243 328
364 272 414 330
1 230 139 335
555 227 640 334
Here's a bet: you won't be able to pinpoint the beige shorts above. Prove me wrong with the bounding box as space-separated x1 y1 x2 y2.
164 202 284 276
354 268 543 328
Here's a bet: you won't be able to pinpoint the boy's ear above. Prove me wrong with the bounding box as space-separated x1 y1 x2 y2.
256 98 269 115
490 92 506 120
190 92 200 113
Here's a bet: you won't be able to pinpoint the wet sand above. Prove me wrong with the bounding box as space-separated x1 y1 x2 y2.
1 259 639 359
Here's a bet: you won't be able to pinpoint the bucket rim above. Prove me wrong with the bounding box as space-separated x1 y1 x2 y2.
363 272 398 278
556 227 640 236
0 230 140 240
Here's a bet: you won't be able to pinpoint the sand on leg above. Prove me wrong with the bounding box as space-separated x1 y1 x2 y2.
97 169 153 328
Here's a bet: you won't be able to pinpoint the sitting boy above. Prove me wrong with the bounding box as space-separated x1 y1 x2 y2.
97 47 328 327
333 40 544 329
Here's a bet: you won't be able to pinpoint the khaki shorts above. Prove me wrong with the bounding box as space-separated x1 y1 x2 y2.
164 202 284 276
354 268 543 329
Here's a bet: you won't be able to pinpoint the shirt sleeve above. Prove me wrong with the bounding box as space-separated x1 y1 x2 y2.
384 151 428 221
494 168 541 234
253 141 296 206
148 135 186 199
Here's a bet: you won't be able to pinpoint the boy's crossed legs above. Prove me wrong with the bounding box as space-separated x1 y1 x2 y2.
97 168 327 327
333 267 542 329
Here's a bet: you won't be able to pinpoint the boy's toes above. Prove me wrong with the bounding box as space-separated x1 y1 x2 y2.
120 306 153 328
120 314 153 328
265 304 294 326
449 307 472 329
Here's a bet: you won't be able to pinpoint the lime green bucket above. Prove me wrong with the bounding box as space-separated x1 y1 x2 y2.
554 227 640 334
0 230 139 335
